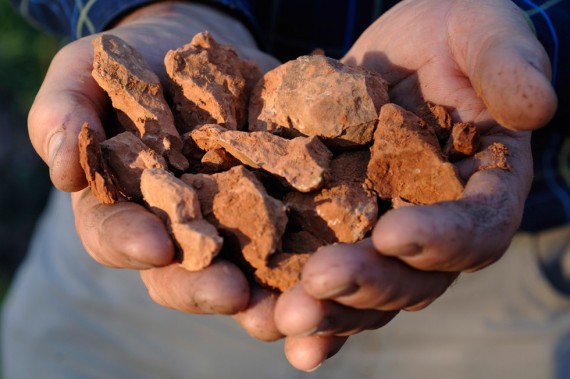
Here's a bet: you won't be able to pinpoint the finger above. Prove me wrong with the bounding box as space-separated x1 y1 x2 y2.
302 240 458 311
232 285 283 342
29 38 110 192
284 335 348 372
274 284 397 337
373 134 531 272
450 0 557 130
140 260 249 315
72 189 175 269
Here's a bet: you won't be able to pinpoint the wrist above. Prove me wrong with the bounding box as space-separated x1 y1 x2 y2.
113 1 258 50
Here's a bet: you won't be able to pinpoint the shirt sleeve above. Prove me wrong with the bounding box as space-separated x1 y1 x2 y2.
10 0 256 40
511 0 569 92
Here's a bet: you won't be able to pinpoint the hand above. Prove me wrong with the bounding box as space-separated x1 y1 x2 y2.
29 0 286 348
273 0 558 370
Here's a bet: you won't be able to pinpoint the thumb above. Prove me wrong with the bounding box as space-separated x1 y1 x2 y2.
28 37 108 192
450 0 557 131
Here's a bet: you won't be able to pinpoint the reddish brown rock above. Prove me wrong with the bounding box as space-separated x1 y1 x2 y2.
285 151 378 244
200 148 240 174
249 55 389 149
444 122 480 159
140 168 221 271
100 131 167 200
414 102 453 142
92 34 188 171
368 103 464 204
254 253 311 292
190 124 332 192
181 166 287 269
78 123 122 204
473 142 511 172
165 31 262 132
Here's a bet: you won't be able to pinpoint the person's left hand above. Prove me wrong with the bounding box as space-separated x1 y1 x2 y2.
272 0 558 371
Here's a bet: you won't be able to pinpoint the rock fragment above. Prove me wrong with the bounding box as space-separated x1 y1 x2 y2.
368 103 464 204
101 131 167 200
182 166 287 269
78 123 122 204
92 34 188 171
281 231 326 254
200 149 240 174
285 151 378 244
165 31 262 132
473 142 511 172
254 253 311 293
141 168 222 271
414 102 453 142
444 122 480 159
249 55 389 149
190 124 332 192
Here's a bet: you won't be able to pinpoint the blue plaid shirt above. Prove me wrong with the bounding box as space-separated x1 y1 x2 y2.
11 0 570 232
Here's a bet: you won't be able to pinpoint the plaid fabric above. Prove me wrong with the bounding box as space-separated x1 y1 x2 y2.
11 0 570 231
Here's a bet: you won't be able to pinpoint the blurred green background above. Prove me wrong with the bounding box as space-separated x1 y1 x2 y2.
0 0 60 294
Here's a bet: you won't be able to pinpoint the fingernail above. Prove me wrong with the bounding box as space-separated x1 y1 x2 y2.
388 243 422 257
304 362 323 372
48 131 65 167
320 282 359 299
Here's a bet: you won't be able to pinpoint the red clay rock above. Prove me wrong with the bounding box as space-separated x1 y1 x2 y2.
100 131 167 200
78 123 122 204
200 148 240 174
254 253 311 292
140 168 221 271
285 151 378 244
444 122 480 159
190 124 332 192
181 166 287 269
414 101 453 142
249 55 389 149
368 103 464 204
165 31 262 132
473 142 511 172
92 34 188 171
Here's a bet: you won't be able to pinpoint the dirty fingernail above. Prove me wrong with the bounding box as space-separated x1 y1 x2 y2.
320 282 359 299
387 243 422 257
304 362 323 372
48 131 65 167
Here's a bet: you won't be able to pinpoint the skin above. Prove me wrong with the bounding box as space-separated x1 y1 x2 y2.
27 0 557 373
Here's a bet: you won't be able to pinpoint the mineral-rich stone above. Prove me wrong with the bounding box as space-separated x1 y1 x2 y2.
140 168 222 271
165 31 262 132
414 101 453 142
444 122 480 159
368 103 464 204
182 166 287 269
285 151 378 244
190 124 332 192
200 148 240 174
100 131 167 200
473 142 511 172
254 253 311 292
78 123 122 204
249 55 389 149
92 34 188 171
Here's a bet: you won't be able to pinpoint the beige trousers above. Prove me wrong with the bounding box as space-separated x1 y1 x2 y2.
3 189 570 379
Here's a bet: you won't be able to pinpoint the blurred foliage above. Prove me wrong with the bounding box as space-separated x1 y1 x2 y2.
0 0 60 115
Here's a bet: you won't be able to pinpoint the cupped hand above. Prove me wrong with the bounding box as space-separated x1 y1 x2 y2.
31 1 283 334
274 0 558 370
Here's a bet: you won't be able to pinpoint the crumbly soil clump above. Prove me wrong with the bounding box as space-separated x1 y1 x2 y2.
80 32 511 292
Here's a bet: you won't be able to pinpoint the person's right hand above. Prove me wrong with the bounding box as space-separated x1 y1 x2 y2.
28 0 283 337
